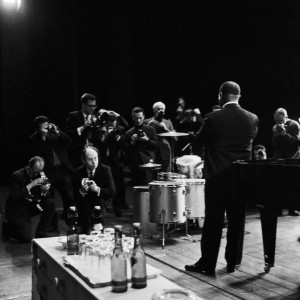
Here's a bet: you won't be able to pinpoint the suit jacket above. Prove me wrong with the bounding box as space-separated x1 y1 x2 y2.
93 125 126 167
272 118 300 159
65 110 87 152
73 163 116 204
144 117 174 167
124 124 158 169
5 167 50 221
29 131 73 175
194 103 259 180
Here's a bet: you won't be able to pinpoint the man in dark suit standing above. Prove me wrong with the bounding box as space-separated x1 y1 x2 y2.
185 81 259 275
73 146 116 234
125 107 158 186
65 93 98 168
94 113 128 217
29 116 74 221
145 101 175 172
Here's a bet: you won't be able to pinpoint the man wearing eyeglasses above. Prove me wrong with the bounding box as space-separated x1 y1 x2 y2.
65 93 99 168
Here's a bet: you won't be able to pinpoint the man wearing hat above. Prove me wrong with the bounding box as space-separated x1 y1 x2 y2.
186 81 259 275
145 101 175 172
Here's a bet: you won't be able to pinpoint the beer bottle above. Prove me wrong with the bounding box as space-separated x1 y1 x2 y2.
66 206 79 255
131 222 147 289
111 225 128 293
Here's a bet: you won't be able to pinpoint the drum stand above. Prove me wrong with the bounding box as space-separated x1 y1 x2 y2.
151 209 168 249
182 207 197 242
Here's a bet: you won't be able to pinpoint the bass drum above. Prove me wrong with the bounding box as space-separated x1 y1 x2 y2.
176 155 203 179
133 186 157 234
149 181 186 224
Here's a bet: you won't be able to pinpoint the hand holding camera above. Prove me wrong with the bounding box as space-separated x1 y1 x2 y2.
276 123 286 133
48 123 59 135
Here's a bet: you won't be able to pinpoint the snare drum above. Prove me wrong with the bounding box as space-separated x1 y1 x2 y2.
157 172 187 181
133 186 157 234
149 181 186 224
176 155 203 178
178 179 205 218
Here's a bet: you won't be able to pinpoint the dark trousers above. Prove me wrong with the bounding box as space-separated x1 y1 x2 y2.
6 198 56 243
76 197 105 234
49 165 75 214
110 165 126 211
200 178 247 270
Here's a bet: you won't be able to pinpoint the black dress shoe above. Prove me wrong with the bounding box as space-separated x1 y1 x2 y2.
185 261 215 275
288 210 299 216
227 264 236 273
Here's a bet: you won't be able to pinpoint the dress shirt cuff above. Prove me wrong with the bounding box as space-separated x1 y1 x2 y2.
97 187 101 197
77 127 83 136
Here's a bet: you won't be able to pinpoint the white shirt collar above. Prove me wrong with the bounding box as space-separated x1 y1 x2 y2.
223 101 239 108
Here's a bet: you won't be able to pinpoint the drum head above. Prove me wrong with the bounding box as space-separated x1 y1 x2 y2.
149 181 185 187
176 155 202 166
133 186 149 191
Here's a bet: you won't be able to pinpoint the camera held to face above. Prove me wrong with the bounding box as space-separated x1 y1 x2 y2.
138 129 145 138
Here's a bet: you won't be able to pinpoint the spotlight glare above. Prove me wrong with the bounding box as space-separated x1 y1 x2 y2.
2 0 22 11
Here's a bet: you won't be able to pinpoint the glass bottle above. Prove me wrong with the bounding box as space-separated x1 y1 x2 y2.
91 205 103 232
111 225 128 293
131 222 147 289
66 206 79 255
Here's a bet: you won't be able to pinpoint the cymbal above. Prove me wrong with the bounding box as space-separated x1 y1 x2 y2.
158 131 189 137
139 162 162 168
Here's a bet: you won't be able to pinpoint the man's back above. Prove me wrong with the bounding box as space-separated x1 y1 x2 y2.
196 103 258 180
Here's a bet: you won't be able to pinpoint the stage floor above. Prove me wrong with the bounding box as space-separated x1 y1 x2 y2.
1 185 300 300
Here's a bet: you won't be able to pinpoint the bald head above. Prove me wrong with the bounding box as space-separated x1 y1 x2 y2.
82 147 99 171
218 81 241 107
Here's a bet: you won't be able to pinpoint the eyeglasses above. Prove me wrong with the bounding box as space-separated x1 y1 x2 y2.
85 104 97 108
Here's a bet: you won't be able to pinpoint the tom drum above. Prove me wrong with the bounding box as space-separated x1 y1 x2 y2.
149 181 186 224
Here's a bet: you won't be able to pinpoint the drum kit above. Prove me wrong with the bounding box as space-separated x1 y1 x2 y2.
136 131 205 248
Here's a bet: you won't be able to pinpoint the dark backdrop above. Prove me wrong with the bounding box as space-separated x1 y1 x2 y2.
1 0 300 182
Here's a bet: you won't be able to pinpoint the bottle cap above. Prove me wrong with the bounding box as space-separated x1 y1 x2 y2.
69 206 76 211
114 225 122 232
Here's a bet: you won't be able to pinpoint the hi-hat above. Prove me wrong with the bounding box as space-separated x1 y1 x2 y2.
158 132 189 137
139 162 162 168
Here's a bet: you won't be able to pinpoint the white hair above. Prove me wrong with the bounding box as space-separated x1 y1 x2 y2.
153 101 166 110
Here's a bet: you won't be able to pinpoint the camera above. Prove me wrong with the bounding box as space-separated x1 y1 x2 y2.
156 111 164 122
138 129 145 138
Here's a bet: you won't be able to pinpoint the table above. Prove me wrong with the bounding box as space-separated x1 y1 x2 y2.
32 237 186 300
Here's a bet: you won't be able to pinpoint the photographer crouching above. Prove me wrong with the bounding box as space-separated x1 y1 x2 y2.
3 157 56 243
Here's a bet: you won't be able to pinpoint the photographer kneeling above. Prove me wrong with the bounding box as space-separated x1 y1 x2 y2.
3 156 56 243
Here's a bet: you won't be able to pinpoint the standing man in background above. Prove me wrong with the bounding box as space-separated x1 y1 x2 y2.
29 116 74 221
145 101 174 172
272 107 300 216
125 107 158 186
186 81 259 275
65 93 98 168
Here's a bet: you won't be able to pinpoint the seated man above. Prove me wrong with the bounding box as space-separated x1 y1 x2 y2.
73 146 116 234
4 156 56 243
